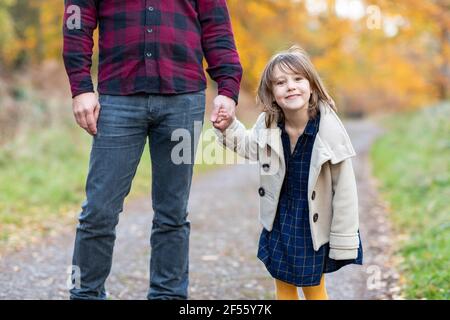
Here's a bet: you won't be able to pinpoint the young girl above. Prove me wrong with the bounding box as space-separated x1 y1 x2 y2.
212 46 363 300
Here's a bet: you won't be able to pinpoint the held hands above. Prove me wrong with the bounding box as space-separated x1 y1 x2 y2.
74 93 235 135
72 92 100 136
210 95 236 132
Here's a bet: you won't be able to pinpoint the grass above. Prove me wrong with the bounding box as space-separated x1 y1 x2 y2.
371 101 450 300
0 115 241 250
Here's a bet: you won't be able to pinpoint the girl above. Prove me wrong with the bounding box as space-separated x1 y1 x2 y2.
212 46 363 300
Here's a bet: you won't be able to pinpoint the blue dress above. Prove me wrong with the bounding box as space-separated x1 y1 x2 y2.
257 112 363 287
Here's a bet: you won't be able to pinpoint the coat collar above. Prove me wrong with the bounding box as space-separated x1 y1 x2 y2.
256 102 356 164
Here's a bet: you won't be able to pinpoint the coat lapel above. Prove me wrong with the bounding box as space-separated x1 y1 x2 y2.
316 102 356 164
308 135 332 198
308 102 356 196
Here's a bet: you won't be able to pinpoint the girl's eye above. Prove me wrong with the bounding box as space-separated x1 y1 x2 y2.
295 77 303 81
276 81 285 85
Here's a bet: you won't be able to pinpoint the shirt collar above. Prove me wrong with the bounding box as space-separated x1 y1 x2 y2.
304 112 320 136
278 112 320 136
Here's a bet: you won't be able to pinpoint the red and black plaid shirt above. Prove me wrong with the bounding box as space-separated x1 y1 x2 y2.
63 0 243 103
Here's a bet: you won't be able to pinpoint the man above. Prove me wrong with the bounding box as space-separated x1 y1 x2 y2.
63 0 242 299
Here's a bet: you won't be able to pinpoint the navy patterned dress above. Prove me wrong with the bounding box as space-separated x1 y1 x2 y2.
257 112 363 287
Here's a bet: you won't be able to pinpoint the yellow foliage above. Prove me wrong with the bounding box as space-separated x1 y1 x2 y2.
0 0 446 111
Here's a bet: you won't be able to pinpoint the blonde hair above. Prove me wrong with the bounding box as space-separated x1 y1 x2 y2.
256 45 336 127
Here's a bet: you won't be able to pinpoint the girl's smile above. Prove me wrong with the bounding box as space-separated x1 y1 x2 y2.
286 94 302 99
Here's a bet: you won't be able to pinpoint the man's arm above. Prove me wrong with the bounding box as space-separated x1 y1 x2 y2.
62 0 98 98
63 1 99 135
198 0 242 104
198 0 243 128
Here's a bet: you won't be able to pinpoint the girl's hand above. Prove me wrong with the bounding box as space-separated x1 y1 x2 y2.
212 106 234 132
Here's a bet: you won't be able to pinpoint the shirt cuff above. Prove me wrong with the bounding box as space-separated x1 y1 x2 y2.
68 73 95 98
218 81 240 106
71 87 95 99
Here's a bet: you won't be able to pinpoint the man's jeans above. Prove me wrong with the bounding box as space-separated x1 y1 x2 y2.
69 91 205 299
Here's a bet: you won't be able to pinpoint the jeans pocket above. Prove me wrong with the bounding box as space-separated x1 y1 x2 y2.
189 91 206 118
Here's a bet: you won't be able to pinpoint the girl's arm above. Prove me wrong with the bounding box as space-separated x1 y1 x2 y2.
329 158 360 260
214 117 260 162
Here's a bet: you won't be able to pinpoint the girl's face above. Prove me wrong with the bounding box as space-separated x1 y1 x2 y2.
271 65 311 112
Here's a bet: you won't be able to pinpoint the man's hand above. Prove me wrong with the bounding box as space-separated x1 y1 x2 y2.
72 92 100 135
210 95 236 132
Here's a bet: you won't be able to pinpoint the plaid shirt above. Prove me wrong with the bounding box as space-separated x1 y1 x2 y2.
63 0 242 103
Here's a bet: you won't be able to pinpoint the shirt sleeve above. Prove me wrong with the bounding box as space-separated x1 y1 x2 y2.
62 0 98 98
198 0 243 105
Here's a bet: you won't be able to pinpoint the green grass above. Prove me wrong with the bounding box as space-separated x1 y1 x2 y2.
0 118 233 247
371 101 450 300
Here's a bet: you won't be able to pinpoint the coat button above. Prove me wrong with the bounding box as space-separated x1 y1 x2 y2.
313 213 319 223
262 163 270 172
311 191 316 200
258 187 265 197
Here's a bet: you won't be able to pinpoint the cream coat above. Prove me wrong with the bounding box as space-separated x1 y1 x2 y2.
214 102 360 260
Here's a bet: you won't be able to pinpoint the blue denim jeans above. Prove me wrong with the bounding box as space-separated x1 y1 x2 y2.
69 91 205 300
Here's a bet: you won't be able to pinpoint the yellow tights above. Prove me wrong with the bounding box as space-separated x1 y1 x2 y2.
274 275 329 300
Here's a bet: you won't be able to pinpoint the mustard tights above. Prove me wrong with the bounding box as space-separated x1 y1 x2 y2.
274 275 329 300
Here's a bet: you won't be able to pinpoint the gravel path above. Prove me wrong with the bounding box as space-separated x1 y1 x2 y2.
0 118 401 300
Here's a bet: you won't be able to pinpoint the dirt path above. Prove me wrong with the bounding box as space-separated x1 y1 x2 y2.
0 118 401 300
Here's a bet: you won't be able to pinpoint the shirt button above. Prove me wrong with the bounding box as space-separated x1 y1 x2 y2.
311 191 316 200
147 28 153 33
148 6 154 11
146 52 152 57
313 213 319 223
262 163 270 172
258 187 265 197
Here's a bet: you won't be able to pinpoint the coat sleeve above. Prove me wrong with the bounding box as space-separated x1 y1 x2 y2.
214 118 259 162
329 158 360 260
